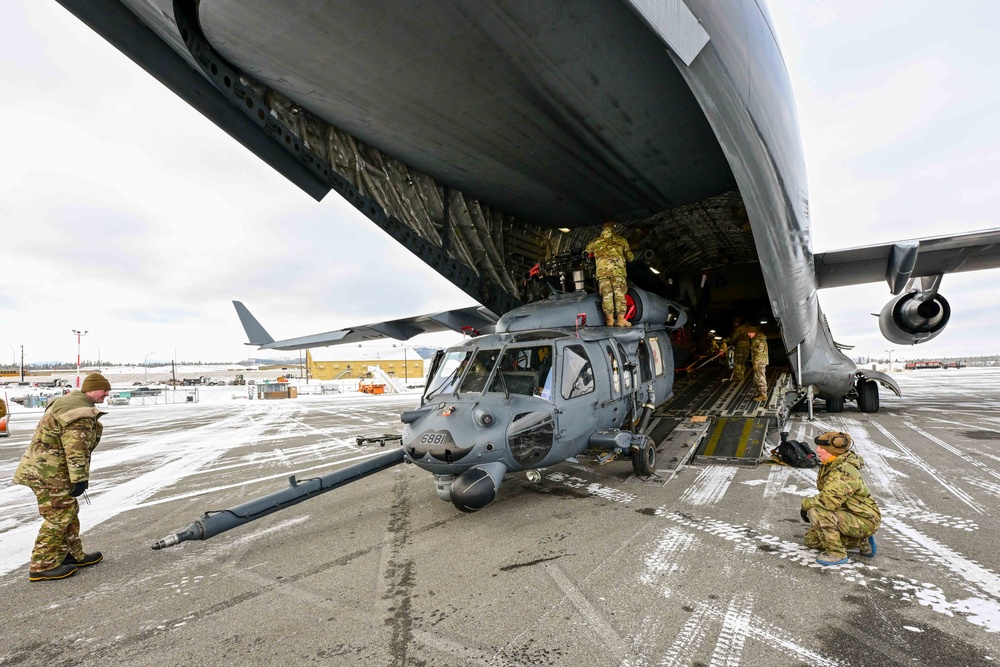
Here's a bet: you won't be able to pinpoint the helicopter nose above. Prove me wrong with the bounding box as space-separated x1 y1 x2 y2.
451 462 507 512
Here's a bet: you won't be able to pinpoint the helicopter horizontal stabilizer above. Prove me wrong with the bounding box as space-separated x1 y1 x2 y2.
232 301 499 351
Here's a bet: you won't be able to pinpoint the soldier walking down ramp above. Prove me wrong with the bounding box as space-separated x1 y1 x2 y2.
585 222 633 327
800 431 882 566
748 327 769 401
726 316 751 381
12 372 112 581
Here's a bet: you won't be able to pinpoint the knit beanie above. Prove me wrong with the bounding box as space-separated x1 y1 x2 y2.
814 431 852 455
81 372 112 392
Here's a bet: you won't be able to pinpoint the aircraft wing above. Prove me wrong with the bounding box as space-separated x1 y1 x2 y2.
233 301 497 351
814 228 1000 293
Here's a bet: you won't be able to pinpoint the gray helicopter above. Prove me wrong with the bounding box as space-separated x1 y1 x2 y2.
151 284 685 549
403 285 685 511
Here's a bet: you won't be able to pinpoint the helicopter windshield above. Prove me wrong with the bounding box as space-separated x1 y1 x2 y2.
488 345 554 400
425 349 472 398
457 349 501 393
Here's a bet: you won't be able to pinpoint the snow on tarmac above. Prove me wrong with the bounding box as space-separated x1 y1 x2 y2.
0 386 419 576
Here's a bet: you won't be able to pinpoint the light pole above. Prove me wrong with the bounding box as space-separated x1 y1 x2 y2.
885 349 894 368
144 352 155 385
72 329 88 388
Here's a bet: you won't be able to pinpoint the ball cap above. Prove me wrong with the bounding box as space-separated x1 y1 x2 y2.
814 431 853 455
81 372 112 393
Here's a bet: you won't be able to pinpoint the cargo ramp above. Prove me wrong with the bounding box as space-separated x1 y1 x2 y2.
641 365 789 478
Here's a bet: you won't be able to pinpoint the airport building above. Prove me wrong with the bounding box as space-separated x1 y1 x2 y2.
306 347 424 383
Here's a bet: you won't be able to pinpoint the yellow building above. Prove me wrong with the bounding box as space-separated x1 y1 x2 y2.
307 348 424 382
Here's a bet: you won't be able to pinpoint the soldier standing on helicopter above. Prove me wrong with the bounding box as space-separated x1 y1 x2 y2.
585 222 634 327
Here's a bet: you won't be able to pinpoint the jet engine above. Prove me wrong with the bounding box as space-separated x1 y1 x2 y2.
878 285 951 345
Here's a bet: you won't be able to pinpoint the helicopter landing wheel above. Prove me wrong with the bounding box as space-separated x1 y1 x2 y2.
631 437 656 477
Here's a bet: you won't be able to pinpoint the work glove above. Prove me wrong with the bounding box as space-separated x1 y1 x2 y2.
800 508 810 523
70 481 89 497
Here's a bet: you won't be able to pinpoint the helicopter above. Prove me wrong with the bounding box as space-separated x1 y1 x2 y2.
151 283 686 550
400 285 686 511
234 283 686 513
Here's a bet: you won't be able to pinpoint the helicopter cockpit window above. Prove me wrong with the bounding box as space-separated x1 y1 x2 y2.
606 344 621 396
489 345 554 399
649 336 665 376
458 349 500 393
637 341 652 383
425 349 472 397
561 345 595 400
617 342 632 391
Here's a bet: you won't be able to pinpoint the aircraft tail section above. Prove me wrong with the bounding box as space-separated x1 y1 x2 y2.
233 301 275 346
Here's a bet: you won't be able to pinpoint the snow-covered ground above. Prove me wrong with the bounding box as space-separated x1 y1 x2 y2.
0 389 422 577
1 364 423 413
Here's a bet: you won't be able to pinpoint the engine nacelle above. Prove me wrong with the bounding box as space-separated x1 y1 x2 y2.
878 290 951 345
625 286 687 329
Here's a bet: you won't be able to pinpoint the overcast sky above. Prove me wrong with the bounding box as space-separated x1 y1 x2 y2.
2 1 998 366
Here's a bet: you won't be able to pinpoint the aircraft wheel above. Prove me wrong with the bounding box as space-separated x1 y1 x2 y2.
857 379 880 413
631 437 656 477
825 396 844 413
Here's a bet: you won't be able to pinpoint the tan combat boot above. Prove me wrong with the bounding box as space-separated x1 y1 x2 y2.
605 313 616 327
616 315 631 327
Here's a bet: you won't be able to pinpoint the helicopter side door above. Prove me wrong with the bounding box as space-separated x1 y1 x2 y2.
553 340 606 455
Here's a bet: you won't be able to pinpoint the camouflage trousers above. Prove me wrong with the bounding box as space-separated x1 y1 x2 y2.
804 506 880 560
597 274 628 318
732 345 750 381
28 486 86 573
753 363 767 396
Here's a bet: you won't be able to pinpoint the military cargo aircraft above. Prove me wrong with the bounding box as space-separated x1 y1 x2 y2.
56 0 1000 416
49 0 1000 540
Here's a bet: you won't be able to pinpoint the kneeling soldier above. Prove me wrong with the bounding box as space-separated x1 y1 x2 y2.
801 431 881 566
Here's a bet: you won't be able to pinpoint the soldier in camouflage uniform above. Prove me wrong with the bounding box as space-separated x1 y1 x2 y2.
800 431 881 566
748 327 769 401
13 372 111 581
0 397 8 437
726 316 751 381
585 222 634 327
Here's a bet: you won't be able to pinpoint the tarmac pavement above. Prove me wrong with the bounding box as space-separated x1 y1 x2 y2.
1 369 999 666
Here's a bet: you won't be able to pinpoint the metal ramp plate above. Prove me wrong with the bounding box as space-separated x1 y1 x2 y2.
655 419 711 472
623 417 711 486
690 417 768 467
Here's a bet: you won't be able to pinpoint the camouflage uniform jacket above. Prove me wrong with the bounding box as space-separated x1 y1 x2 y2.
801 451 881 522
585 227 633 277
750 334 768 365
13 391 105 489
727 323 750 350
0 398 6 419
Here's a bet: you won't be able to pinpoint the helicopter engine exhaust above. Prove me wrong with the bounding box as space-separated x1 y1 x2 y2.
451 462 508 512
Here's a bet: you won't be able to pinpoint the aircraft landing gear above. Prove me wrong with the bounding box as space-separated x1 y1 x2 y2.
856 379 880 413
631 436 656 477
